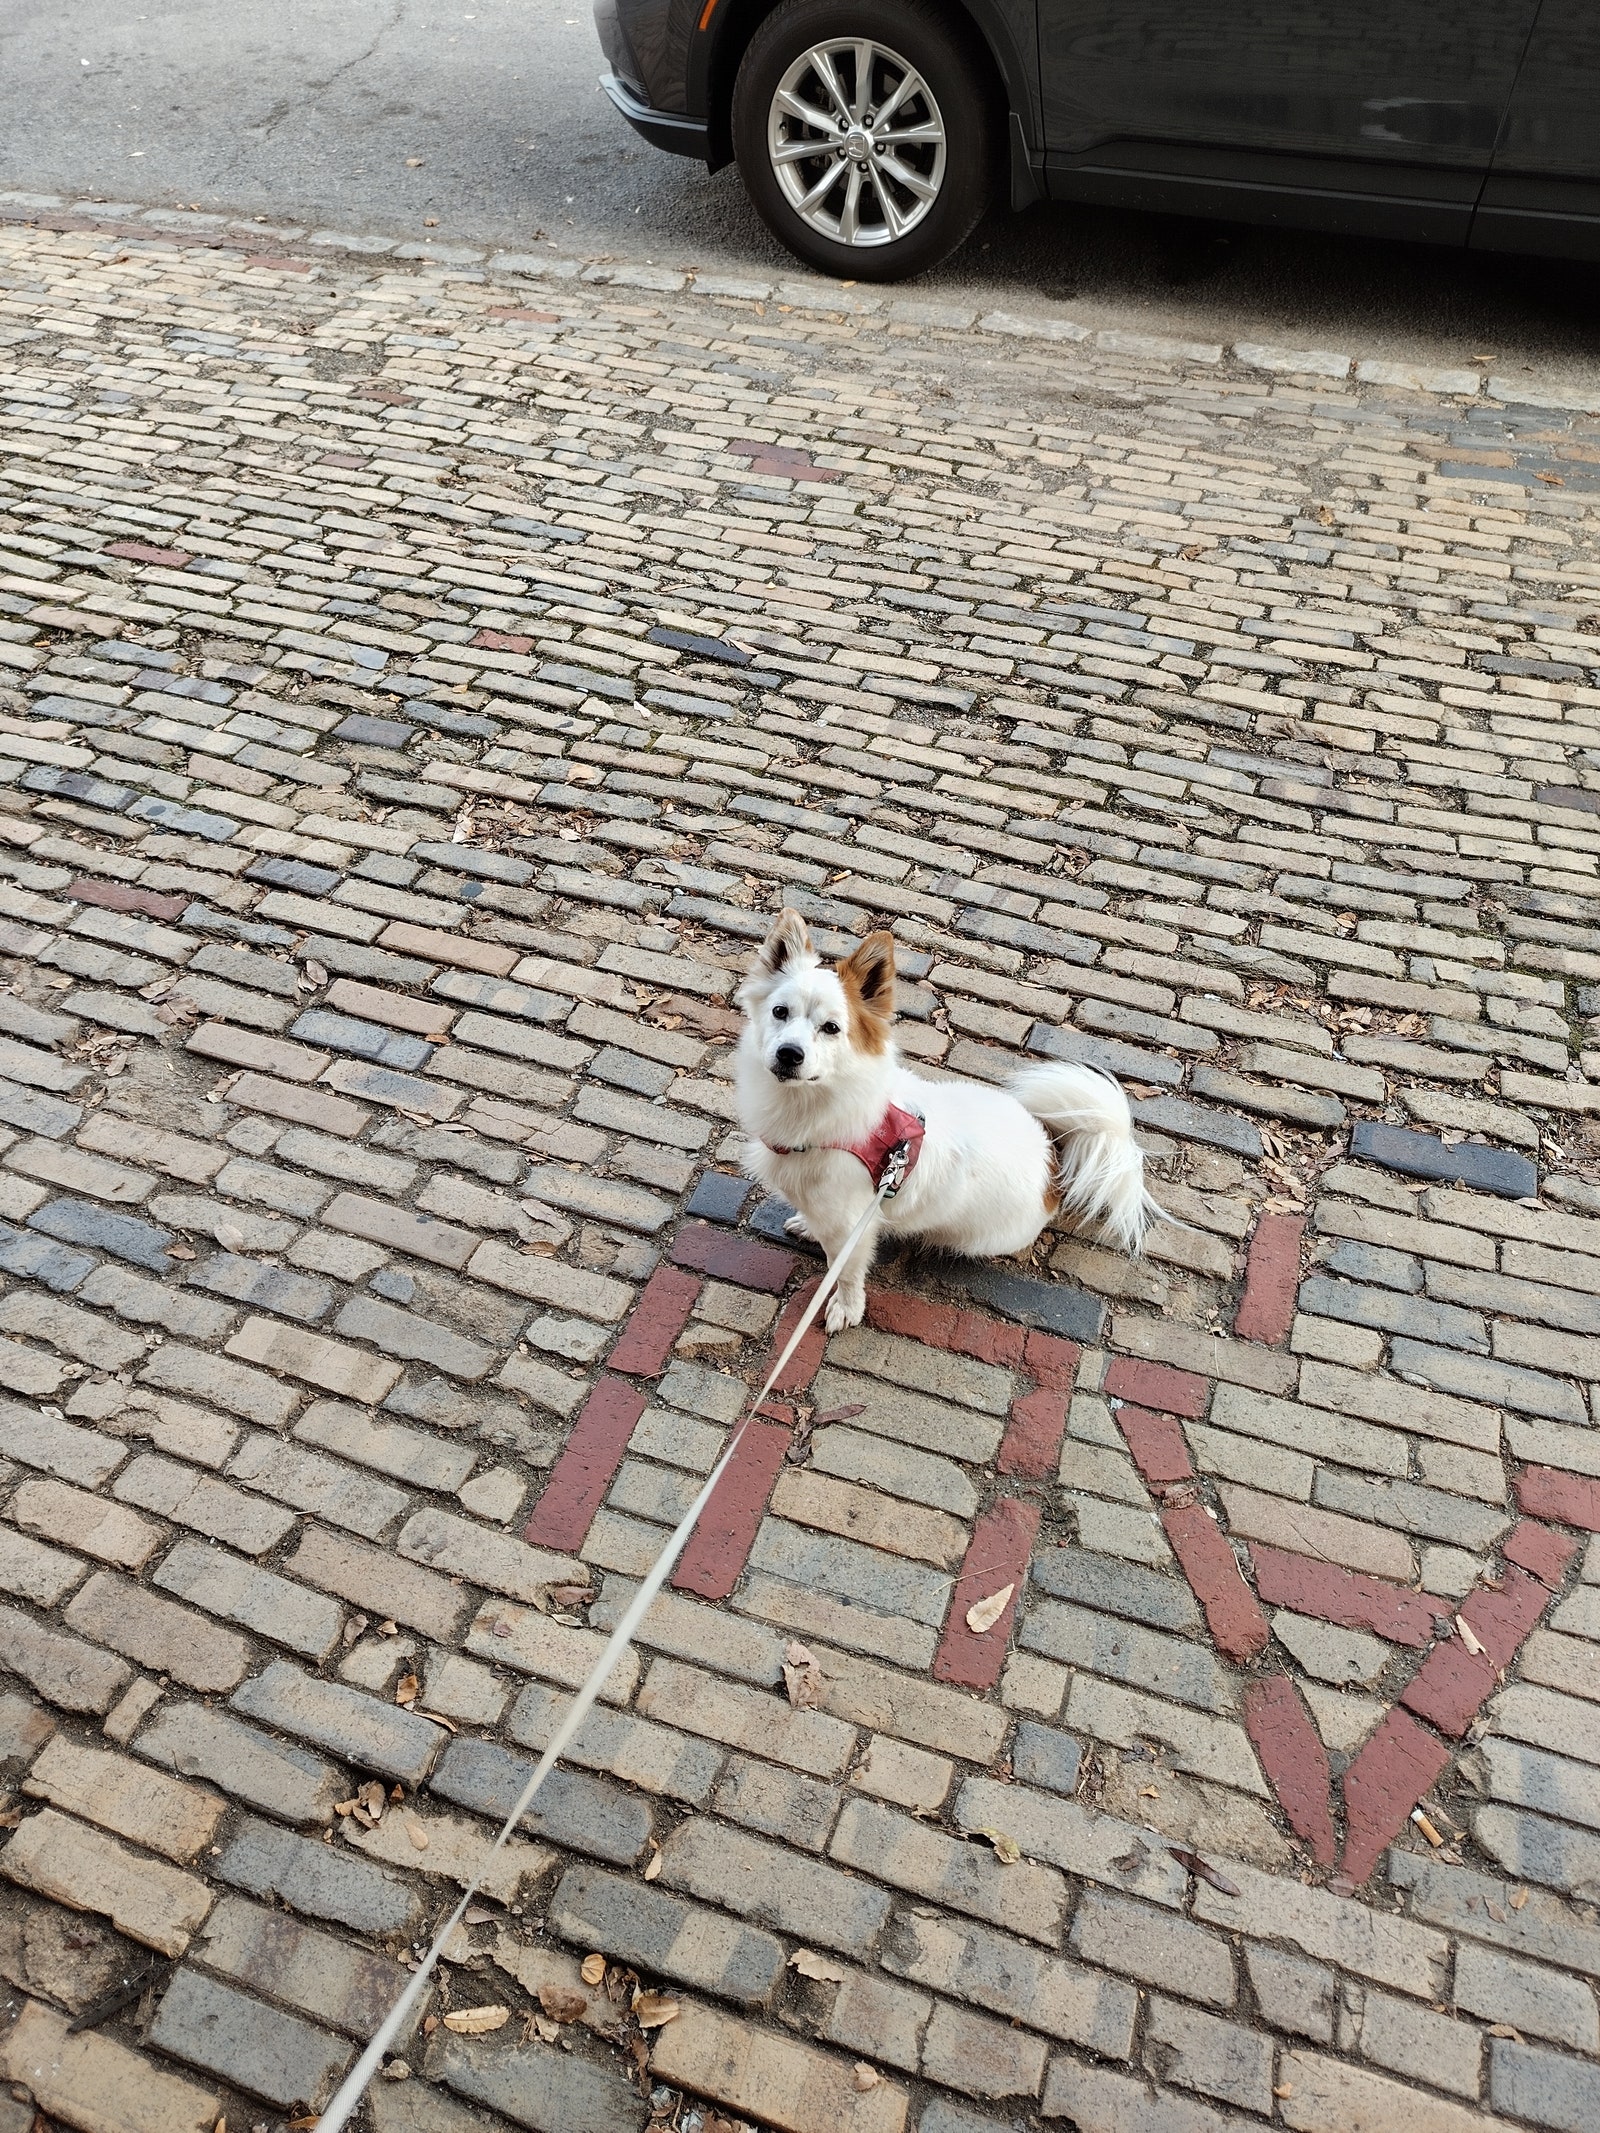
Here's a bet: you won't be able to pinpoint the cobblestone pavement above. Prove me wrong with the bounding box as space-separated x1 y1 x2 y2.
1 200 1600 2133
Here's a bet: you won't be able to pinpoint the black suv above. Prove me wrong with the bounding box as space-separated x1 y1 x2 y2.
595 0 1600 280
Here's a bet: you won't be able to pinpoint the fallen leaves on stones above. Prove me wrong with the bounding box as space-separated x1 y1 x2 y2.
965 1583 1015 1635
581 1953 606 1985
1489 2024 1525 2041
166 1241 196 1261
1456 1616 1484 1656
404 1818 429 1851
395 1674 420 1706
537 1985 588 2024
782 1640 824 1709
789 1949 845 1982
972 1826 1021 1865
812 1404 864 1425
642 1839 663 1881
1169 1846 1241 1896
853 2064 880 2092
633 1992 679 2029
444 2005 510 2034
1510 1886 1529 1910
1110 1839 1149 1877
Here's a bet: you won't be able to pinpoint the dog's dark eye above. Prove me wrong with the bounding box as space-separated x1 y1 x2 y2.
772 1005 789 1022
820 1021 840 1037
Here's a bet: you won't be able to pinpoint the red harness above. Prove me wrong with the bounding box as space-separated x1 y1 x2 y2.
764 1102 926 1196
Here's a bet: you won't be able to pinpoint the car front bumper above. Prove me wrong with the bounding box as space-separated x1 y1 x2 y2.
599 71 708 161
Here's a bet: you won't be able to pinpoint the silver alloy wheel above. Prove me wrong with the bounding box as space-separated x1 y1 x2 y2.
766 38 948 247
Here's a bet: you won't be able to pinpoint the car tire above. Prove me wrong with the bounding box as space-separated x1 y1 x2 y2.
731 0 995 282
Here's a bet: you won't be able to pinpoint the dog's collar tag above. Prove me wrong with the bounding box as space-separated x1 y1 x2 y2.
764 1102 925 1197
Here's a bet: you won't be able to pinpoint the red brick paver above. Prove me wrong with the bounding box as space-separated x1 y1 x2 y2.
606 1266 702 1377
524 1376 648 1552
1233 1213 1305 1345
1338 1710 1451 1889
669 1223 797 1294
1243 1674 1337 1866
673 1420 792 1602
1248 1545 1443 1648
1516 1466 1600 1533
1104 1357 1209 1418
933 1499 1039 1691
1161 1501 1270 1662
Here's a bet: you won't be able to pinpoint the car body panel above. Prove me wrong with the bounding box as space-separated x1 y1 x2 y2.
1474 0 1600 257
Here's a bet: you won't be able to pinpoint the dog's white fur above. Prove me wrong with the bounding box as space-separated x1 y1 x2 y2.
737 910 1162 1333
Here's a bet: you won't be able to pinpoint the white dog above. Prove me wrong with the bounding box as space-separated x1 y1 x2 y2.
737 910 1162 1333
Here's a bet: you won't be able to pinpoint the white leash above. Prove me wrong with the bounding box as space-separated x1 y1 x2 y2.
317 1176 896 2133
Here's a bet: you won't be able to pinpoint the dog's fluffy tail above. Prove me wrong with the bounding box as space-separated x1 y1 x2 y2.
1008 1060 1164 1257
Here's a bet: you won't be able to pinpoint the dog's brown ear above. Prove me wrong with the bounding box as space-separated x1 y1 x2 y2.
838 930 896 1041
757 908 813 977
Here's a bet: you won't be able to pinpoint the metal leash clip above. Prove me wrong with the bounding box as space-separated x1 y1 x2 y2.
880 1138 914 1199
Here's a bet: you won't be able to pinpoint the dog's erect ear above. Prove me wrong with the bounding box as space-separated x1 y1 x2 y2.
838 930 896 1024
757 908 813 978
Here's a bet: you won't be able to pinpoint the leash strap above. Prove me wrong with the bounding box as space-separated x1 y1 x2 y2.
316 1177 895 2133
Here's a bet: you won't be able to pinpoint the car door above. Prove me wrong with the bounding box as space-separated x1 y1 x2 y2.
1037 0 1542 242
1473 1 1600 257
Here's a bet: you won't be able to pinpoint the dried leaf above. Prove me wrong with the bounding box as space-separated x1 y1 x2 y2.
536 1985 587 2024
165 1241 196 1261
1168 1847 1241 1896
581 1953 606 1986
414 1709 458 1732
973 1826 1021 1865
404 1818 429 1851
782 1640 825 1710
550 1584 595 1610
811 1405 865 1425
789 1949 845 1983
853 2064 880 2092
304 960 329 986
1273 2084 1294 2099
395 1674 420 1706
358 1780 387 1822
1455 1616 1484 1657
642 1841 663 1882
632 1992 680 2029
1510 1886 1529 1911
444 2005 510 2034
965 1583 1015 1635
215 1223 246 1252
1489 2024 1524 2041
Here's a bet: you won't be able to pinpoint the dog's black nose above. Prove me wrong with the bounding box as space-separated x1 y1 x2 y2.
773 1044 804 1077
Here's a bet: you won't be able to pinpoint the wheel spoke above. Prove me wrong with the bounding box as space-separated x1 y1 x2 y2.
796 162 843 214
838 164 864 243
852 40 874 119
775 87 841 137
882 118 942 147
869 169 909 240
811 49 854 124
876 153 939 203
772 133 835 164
872 65 920 128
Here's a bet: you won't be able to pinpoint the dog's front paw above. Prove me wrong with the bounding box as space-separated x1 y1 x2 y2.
784 1211 816 1241
824 1288 865 1334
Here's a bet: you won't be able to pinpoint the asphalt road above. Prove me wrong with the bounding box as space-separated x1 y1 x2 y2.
3 0 1598 376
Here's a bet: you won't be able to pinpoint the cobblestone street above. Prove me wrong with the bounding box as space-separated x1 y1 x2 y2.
3 197 1600 2133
